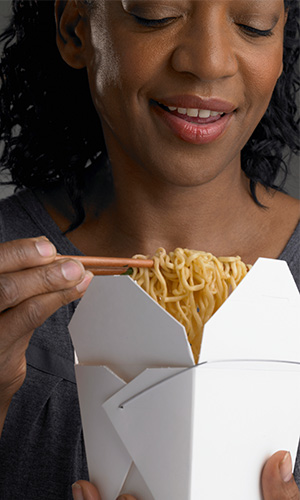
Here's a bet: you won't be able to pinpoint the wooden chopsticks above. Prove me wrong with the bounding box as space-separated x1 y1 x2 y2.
55 255 154 275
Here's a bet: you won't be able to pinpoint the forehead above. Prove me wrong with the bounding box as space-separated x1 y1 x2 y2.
118 0 285 6
104 0 286 18
96 0 286 27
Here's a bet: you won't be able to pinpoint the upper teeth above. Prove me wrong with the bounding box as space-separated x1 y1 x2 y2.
167 107 222 118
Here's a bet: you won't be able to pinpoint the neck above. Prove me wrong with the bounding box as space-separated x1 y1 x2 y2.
91 160 257 259
37 156 300 266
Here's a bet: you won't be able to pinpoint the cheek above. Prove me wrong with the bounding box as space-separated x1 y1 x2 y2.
86 43 138 132
243 46 283 110
230 45 284 150
86 40 161 141
85 10 131 121
86 37 120 110
87 16 165 114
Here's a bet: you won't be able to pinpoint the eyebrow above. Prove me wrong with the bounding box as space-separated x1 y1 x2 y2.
236 0 283 23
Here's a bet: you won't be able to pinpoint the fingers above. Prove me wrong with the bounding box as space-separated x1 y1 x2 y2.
72 481 102 500
0 237 94 408
0 255 93 351
0 237 57 273
117 496 138 500
0 259 89 313
0 270 93 401
72 481 138 500
71 452 300 500
0 274 92 348
262 450 300 500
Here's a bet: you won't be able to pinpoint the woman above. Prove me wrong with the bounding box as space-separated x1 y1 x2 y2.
0 0 299 499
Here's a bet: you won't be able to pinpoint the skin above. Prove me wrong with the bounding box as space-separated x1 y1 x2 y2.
0 0 299 498
52 0 300 264
0 238 93 434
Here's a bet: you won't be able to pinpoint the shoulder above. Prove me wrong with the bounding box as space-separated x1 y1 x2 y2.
250 188 300 287
279 218 300 290
267 190 299 225
273 192 300 290
261 189 299 247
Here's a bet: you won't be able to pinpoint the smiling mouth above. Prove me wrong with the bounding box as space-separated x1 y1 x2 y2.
156 101 226 124
151 99 235 145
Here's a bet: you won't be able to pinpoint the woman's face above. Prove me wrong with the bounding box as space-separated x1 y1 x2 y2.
79 0 286 186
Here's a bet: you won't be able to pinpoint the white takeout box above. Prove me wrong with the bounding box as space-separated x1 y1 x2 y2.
69 258 300 500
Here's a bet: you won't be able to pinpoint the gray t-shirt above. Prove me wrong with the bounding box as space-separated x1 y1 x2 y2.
0 189 299 499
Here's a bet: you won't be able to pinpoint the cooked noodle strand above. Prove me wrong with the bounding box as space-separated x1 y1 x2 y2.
131 248 249 363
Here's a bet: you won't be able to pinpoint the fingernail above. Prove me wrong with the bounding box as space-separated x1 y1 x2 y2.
35 239 55 257
61 260 84 281
76 271 94 293
279 451 293 482
72 482 84 500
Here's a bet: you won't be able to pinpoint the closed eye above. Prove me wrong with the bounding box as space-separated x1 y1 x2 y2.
131 14 176 28
238 24 274 38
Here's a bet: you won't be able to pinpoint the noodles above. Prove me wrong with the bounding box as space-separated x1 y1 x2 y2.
131 248 249 363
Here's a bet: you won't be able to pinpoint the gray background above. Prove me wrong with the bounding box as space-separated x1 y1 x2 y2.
0 0 299 200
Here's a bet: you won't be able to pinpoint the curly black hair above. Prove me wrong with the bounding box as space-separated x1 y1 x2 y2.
0 0 299 229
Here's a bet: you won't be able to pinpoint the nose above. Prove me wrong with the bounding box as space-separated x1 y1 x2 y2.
171 8 238 82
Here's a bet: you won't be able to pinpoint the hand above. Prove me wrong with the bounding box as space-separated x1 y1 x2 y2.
0 237 93 433
262 450 300 500
72 480 137 500
72 450 300 500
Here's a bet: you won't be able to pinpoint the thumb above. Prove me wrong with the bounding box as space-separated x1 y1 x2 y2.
262 450 300 500
72 482 137 500
72 480 102 500
116 497 138 500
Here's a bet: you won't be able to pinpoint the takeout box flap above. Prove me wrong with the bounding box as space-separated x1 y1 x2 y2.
199 258 300 364
69 276 194 381
103 367 195 500
74 365 133 500
102 361 300 500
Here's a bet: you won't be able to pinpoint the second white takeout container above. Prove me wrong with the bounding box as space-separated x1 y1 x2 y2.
69 258 300 500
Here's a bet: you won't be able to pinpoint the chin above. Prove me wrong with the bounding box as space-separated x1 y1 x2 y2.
147 156 228 188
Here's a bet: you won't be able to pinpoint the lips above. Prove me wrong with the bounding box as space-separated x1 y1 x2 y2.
151 96 236 145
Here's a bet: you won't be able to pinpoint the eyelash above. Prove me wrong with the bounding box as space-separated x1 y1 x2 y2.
132 15 175 28
132 15 274 38
238 24 274 38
